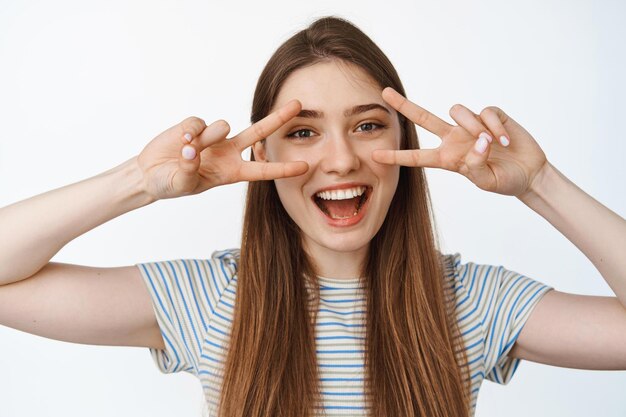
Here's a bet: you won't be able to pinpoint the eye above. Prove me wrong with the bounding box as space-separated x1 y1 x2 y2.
356 122 386 133
286 129 315 140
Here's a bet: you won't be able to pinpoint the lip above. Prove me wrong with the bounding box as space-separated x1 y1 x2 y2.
310 183 373 228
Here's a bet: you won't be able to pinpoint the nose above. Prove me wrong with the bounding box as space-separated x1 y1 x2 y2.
319 134 360 176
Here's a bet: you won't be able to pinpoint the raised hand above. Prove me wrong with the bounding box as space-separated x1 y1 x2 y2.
372 87 548 197
137 100 309 200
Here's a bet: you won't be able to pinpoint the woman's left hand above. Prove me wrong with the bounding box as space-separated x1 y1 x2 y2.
372 87 548 197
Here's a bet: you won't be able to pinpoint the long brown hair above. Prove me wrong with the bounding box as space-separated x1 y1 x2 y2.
219 16 472 417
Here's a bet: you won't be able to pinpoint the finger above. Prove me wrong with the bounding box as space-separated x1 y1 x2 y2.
371 149 441 168
381 87 452 137
178 142 200 187
196 119 231 149
232 99 302 150
179 119 230 177
448 104 494 143
463 132 496 190
479 106 510 147
238 160 309 182
179 116 207 144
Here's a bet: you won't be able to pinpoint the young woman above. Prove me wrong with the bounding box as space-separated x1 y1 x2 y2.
1 16 624 417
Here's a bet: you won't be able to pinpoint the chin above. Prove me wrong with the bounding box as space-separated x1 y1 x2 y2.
312 232 373 254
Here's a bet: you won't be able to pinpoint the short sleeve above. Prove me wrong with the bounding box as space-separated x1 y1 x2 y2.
134 248 239 376
444 252 555 385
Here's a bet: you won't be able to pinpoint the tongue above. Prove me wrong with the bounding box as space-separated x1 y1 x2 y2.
322 197 360 218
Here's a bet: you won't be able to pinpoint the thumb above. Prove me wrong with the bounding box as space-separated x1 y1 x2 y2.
175 115 206 179
464 133 495 191
173 119 231 195
171 142 201 194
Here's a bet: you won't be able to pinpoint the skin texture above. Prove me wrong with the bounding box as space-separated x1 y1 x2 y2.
253 60 401 278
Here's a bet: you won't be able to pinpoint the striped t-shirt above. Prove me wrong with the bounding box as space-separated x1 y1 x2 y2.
135 248 554 416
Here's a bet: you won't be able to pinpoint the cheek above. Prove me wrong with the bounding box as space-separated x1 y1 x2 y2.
268 142 315 212
274 176 299 199
270 145 316 166
364 136 401 181
378 165 400 192
273 175 308 216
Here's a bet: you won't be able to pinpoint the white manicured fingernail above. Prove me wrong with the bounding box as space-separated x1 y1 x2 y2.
475 137 488 153
184 133 192 142
500 135 509 147
479 132 492 143
182 146 196 160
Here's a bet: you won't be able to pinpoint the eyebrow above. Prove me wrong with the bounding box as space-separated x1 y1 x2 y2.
296 103 390 119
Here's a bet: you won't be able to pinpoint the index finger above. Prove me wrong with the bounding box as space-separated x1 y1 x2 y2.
238 160 309 182
382 87 452 138
231 99 302 150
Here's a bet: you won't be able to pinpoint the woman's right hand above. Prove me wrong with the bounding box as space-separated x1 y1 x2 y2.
136 99 308 200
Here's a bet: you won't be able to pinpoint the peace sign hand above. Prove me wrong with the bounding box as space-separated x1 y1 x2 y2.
372 87 548 197
137 100 309 201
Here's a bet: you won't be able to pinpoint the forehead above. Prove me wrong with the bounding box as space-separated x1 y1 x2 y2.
272 60 385 113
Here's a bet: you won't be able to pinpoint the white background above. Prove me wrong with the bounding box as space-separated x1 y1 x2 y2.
1 0 625 416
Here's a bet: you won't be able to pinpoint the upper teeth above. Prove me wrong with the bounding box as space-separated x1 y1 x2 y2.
316 186 367 200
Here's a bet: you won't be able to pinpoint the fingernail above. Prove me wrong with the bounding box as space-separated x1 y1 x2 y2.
500 135 510 147
479 132 493 143
184 133 192 142
182 146 196 160
475 137 488 153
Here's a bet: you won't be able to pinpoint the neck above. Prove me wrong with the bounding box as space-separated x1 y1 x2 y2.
303 239 369 279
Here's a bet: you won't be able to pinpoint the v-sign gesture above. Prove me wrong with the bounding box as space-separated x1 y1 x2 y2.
137 99 309 201
372 87 548 197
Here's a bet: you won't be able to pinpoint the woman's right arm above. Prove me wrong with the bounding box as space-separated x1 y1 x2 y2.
0 101 307 349
0 100 306 285
0 156 153 284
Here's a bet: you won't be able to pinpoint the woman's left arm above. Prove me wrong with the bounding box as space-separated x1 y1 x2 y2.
373 87 626 370
517 161 626 306
512 163 626 369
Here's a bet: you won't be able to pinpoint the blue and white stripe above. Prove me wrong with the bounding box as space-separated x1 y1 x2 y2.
136 249 554 416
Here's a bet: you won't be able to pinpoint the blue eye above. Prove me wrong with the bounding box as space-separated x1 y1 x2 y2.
286 129 314 139
356 122 385 133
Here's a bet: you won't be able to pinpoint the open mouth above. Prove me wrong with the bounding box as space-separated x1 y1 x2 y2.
312 186 372 220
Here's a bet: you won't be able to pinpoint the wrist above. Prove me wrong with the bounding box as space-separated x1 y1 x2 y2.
110 156 158 210
517 161 559 206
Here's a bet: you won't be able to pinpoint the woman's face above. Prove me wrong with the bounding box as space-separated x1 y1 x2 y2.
255 60 401 257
